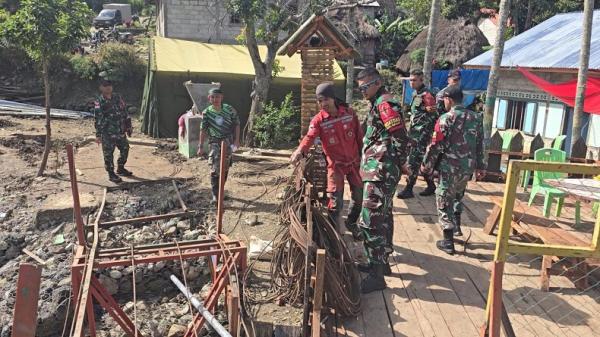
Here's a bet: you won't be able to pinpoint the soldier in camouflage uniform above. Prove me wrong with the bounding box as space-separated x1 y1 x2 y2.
397 69 438 199
421 86 486 255
198 88 240 203
93 79 132 183
356 68 409 293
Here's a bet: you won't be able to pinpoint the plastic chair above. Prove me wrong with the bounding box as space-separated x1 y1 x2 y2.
501 131 514 151
528 148 580 223
552 135 567 151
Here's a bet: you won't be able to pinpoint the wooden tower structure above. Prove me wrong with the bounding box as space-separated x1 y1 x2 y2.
278 14 360 135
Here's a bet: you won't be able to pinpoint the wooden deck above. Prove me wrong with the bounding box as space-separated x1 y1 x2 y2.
340 179 600 337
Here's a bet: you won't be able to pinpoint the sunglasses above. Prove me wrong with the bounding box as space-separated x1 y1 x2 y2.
358 79 379 92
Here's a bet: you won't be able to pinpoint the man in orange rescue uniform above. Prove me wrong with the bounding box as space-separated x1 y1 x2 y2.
290 82 364 235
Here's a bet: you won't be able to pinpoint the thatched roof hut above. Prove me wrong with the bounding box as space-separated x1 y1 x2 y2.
395 18 489 74
327 3 381 66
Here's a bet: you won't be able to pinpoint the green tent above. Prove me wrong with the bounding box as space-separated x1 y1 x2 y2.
141 37 345 138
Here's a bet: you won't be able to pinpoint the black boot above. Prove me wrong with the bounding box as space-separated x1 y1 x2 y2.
436 229 455 255
396 181 415 199
361 264 387 293
453 213 463 237
357 262 392 276
419 178 436 196
108 171 122 183
116 165 133 176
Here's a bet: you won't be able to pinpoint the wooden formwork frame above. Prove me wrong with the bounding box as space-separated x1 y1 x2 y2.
66 144 246 337
481 161 600 337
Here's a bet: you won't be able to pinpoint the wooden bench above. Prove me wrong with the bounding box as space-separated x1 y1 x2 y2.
484 196 590 291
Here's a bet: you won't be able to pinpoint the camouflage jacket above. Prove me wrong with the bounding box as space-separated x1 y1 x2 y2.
409 85 437 136
360 88 409 182
422 105 486 175
93 93 127 138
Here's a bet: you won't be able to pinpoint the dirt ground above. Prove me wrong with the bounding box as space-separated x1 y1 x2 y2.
0 115 297 336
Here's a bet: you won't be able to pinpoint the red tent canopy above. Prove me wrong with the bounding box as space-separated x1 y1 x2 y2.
518 67 600 114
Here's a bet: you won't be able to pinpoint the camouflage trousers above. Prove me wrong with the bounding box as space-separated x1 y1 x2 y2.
208 142 232 180
436 170 471 230
405 132 431 184
358 167 401 265
101 135 129 172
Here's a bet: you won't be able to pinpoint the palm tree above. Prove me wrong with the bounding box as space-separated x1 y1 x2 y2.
422 0 441 86
483 0 512 144
571 0 595 151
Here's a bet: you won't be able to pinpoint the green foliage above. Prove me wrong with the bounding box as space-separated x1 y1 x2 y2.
397 0 432 25
373 15 422 62
0 0 92 65
271 59 285 78
253 93 300 148
94 42 145 83
410 48 425 65
70 55 98 80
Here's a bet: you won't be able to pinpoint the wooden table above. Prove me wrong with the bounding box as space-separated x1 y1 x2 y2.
546 178 600 225
545 178 600 203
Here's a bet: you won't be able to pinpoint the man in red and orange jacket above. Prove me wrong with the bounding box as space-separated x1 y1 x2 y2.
290 82 364 235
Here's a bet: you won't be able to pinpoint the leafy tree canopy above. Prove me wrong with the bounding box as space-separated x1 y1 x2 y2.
1 0 92 63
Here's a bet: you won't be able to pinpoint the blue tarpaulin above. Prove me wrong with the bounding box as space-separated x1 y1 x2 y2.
403 69 490 106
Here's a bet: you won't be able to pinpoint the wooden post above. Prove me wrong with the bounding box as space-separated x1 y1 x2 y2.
227 278 240 337
311 249 326 337
508 132 524 162
302 184 314 337
216 140 227 234
485 131 503 180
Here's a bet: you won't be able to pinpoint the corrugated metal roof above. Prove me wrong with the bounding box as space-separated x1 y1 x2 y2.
465 10 600 70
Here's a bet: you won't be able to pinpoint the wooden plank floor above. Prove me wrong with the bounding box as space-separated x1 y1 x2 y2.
340 179 600 337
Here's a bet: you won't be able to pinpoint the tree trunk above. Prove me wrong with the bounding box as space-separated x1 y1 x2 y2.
37 59 52 177
244 75 271 146
571 0 595 153
346 58 354 104
524 0 534 31
483 0 511 147
242 19 275 146
422 0 441 86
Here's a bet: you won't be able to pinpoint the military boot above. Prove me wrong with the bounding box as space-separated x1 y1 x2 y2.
108 171 122 183
396 181 415 199
360 264 387 293
116 165 133 176
419 178 436 196
436 229 455 255
453 213 463 237
357 262 392 276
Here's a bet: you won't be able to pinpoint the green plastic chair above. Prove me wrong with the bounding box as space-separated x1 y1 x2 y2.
552 135 567 150
528 148 581 223
501 131 514 151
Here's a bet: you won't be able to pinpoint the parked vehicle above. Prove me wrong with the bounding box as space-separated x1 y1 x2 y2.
102 3 132 26
93 9 122 28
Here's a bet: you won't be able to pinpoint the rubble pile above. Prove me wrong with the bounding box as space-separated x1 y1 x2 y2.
0 180 227 337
